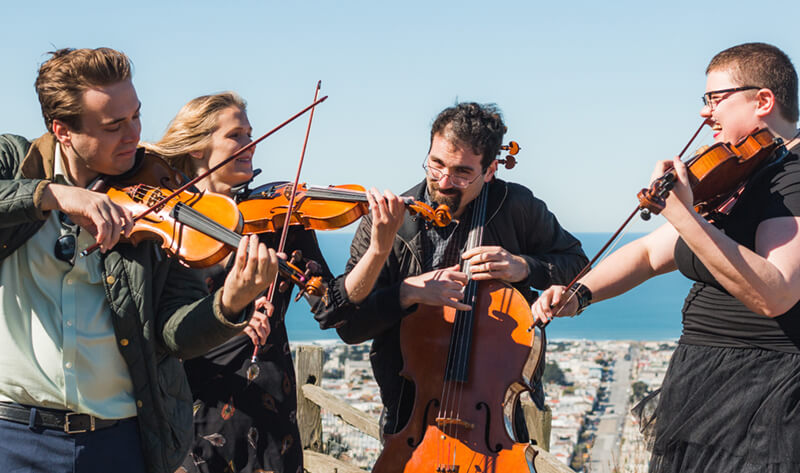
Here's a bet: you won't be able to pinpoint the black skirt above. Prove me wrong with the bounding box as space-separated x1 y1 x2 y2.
634 343 800 473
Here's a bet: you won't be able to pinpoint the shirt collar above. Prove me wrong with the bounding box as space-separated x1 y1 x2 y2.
53 143 74 186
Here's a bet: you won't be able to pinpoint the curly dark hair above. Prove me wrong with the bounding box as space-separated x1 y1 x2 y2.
430 102 506 169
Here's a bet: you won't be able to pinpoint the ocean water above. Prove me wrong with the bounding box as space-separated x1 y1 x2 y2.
284 232 690 342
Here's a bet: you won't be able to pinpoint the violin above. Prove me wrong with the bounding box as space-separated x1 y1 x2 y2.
88 150 242 267
237 182 452 233
638 127 783 219
86 151 326 299
533 126 786 330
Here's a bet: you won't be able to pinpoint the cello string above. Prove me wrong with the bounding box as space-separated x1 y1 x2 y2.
453 186 486 447
443 183 488 465
437 219 473 457
454 185 487 465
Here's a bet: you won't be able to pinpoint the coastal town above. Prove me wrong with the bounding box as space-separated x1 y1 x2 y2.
297 338 677 472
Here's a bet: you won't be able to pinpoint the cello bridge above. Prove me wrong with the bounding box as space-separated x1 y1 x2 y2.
435 417 474 430
436 466 460 473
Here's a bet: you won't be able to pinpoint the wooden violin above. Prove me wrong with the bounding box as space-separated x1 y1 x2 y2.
534 125 786 331
237 182 452 233
86 150 243 267
85 151 326 299
638 127 783 219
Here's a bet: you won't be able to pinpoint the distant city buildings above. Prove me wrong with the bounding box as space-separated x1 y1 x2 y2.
296 339 676 471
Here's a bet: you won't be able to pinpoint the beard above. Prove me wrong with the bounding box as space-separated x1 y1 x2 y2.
427 179 462 214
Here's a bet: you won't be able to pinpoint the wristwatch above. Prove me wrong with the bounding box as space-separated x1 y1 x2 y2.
570 282 592 316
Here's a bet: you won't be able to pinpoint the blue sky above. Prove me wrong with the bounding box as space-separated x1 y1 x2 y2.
2 1 799 232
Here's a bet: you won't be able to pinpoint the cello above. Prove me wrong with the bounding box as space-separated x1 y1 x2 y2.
373 142 542 473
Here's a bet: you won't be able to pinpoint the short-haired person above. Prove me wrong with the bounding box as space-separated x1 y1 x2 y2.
533 42 800 472
315 102 588 442
149 91 406 473
0 48 279 473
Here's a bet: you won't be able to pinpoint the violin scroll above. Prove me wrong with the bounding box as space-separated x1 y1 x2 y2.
406 200 452 227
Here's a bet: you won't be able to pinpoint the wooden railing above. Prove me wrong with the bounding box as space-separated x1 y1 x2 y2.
294 344 576 473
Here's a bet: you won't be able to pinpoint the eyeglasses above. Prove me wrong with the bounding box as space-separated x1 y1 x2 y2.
701 86 760 110
54 212 79 265
422 161 483 188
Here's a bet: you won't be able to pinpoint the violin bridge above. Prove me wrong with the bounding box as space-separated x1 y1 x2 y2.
435 417 474 430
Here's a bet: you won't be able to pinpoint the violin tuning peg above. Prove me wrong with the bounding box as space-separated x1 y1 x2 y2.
290 250 303 265
305 260 322 275
294 289 307 302
278 281 291 293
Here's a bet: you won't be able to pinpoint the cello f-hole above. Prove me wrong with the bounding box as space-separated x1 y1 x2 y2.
476 401 503 453
407 398 440 448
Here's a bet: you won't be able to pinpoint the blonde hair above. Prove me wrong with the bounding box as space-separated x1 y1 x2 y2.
147 91 247 177
35 47 132 132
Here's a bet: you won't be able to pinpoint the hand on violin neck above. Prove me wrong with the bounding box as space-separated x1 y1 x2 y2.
42 183 134 253
461 246 530 283
398 265 471 311
366 188 406 256
531 285 578 325
655 156 696 222
220 235 279 320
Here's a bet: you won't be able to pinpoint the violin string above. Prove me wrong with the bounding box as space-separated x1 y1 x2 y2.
304 187 368 202
167 198 306 279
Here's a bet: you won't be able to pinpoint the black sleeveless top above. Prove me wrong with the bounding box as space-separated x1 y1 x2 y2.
674 150 800 354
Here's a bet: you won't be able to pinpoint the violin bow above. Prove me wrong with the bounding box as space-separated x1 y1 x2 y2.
251 81 323 362
539 119 710 326
81 95 328 257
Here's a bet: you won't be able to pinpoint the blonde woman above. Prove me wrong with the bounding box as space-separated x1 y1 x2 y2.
151 92 405 473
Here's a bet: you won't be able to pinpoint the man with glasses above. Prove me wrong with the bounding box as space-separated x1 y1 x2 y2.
0 48 278 473
314 102 587 440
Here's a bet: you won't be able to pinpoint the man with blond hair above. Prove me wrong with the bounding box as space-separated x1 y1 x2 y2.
0 47 278 473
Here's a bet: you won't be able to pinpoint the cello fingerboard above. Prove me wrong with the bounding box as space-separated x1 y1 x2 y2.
444 184 489 383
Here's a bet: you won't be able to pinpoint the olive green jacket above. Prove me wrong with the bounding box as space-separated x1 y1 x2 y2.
0 133 250 473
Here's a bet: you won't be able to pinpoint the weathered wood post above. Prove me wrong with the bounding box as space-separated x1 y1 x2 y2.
521 398 553 451
295 344 324 452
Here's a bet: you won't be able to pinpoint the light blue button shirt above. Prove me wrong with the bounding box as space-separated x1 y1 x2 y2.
0 145 136 419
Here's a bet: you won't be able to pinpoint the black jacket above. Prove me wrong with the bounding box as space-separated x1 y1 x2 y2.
315 178 588 433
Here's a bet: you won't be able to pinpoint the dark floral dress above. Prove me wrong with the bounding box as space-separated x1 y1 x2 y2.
179 228 332 473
